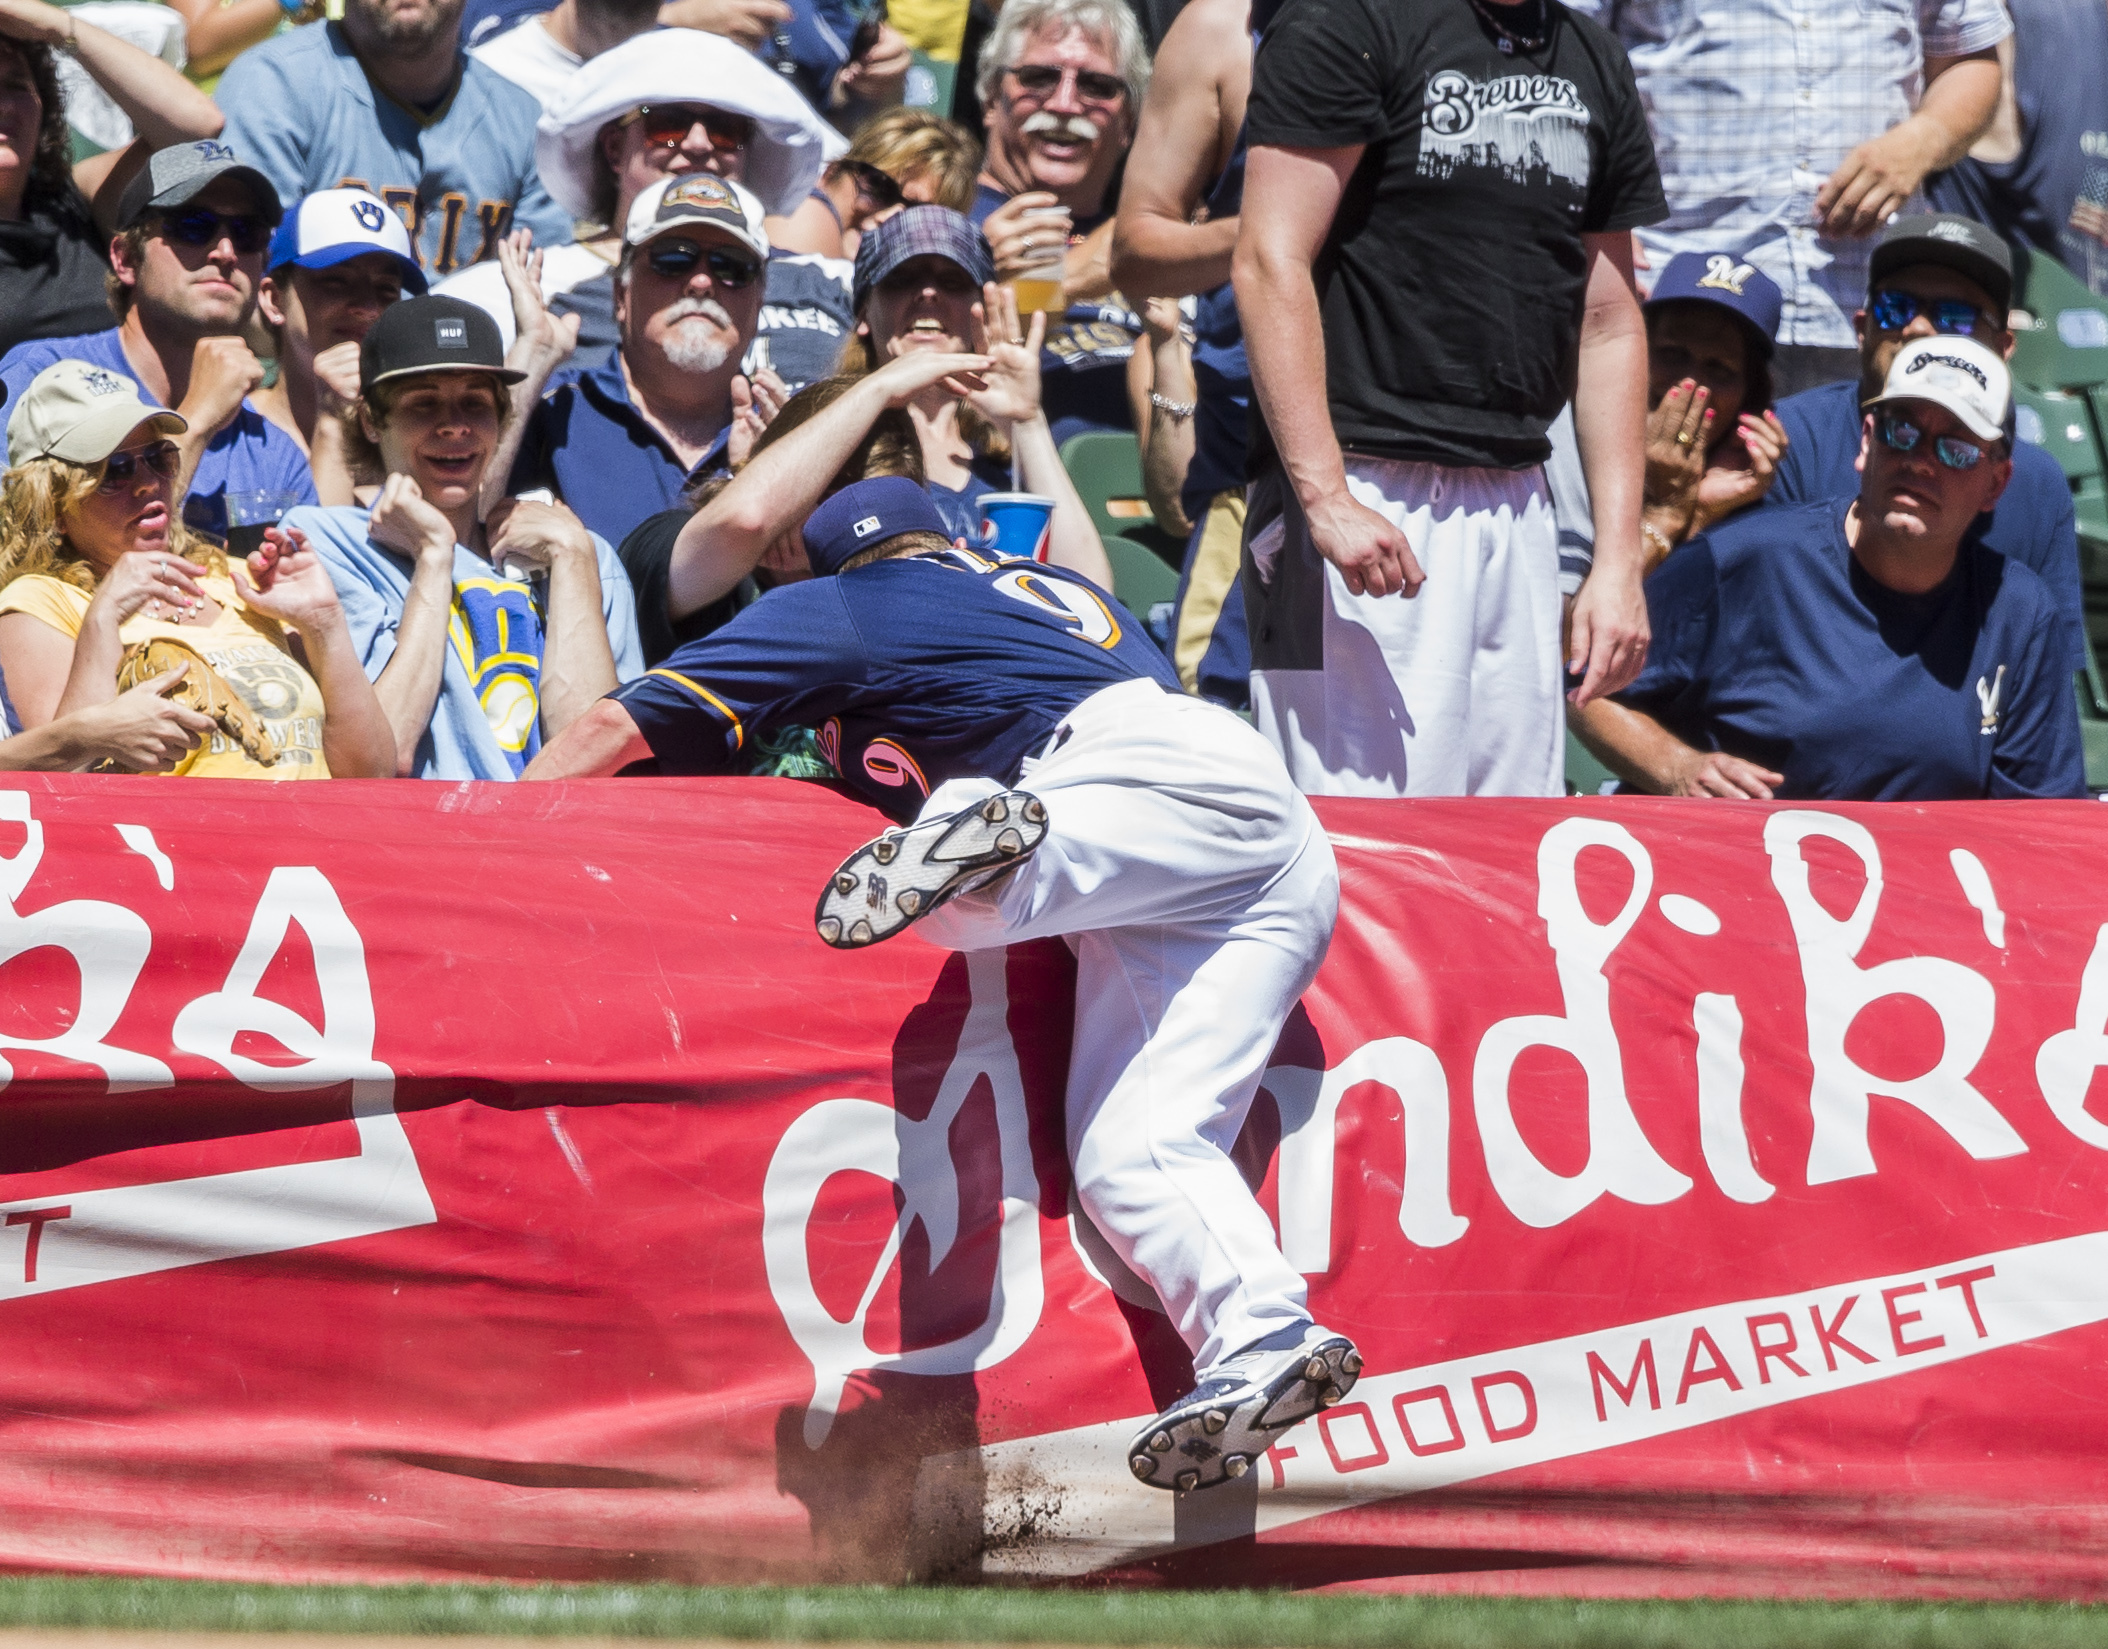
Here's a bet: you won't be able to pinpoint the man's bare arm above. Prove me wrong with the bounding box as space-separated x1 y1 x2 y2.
1110 0 1249 299
1569 697 1784 799
1568 231 1652 705
1235 143 1422 599
1816 48 2003 237
523 697 649 779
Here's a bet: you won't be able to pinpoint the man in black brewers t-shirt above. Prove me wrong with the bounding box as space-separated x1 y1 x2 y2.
1234 0 1666 797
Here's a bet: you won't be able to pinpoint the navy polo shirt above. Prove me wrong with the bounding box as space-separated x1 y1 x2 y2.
508 358 731 549
1769 377 2088 674
1617 499 2086 801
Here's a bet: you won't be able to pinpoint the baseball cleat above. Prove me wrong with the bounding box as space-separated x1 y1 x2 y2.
815 789 1049 949
1126 1323 1361 1494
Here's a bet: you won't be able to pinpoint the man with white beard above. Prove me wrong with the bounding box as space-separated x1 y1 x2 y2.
969 0 1149 439
506 175 768 547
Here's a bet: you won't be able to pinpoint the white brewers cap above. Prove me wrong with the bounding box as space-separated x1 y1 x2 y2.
268 187 428 293
1868 334 2012 443
624 174 770 261
6 360 187 468
534 29 847 223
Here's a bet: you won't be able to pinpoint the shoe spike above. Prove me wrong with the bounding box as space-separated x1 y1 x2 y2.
1175 1470 1199 1492
1129 1454 1155 1480
1148 1431 1172 1453
1224 1455 1250 1479
1201 1410 1227 1435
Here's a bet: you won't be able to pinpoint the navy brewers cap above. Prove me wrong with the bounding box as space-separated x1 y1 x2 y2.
359 295 525 394
1644 252 1784 357
117 139 282 232
1870 213 2013 313
804 477 949 577
852 206 995 314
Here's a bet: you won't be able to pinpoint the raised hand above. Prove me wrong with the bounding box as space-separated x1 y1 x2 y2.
980 192 1072 283
367 472 457 564
1692 410 1790 535
867 347 992 406
311 339 363 417
499 228 580 380
486 497 596 579
179 336 266 439
232 527 346 637
95 548 206 625
1643 378 1712 541
656 0 791 48
963 281 1046 429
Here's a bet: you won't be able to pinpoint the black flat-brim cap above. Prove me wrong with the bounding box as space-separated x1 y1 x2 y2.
117 139 284 231
1870 213 2013 313
359 294 526 394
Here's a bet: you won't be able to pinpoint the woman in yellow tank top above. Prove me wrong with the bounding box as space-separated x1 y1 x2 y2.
0 360 393 779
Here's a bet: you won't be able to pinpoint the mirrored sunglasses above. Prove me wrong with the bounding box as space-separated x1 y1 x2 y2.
97 440 181 492
1876 408 1991 471
1870 289 1994 337
644 236 761 288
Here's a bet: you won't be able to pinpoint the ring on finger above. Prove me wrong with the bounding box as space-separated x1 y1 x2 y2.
1675 431 1694 446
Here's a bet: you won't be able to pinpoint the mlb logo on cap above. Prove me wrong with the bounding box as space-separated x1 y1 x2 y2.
266 187 429 294
853 515 882 538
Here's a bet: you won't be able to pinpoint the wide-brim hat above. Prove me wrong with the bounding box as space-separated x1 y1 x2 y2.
534 30 847 223
117 139 282 232
359 295 526 394
7 359 187 467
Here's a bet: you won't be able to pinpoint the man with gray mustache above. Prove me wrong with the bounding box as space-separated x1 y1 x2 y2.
970 0 1150 440
506 174 768 548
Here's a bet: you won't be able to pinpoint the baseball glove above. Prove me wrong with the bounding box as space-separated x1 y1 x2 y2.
116 637 280 768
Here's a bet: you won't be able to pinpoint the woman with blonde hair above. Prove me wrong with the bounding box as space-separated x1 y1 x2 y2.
0 360 394 778
772 108 985 259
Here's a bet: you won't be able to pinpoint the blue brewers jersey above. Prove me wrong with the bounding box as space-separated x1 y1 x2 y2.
615 548 1181 819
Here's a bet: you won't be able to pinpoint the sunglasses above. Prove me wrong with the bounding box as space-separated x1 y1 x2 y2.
621 103 752 154
842 159 903 210
97 440 181 492
1006 63 1126 102
876 261 978 295
644 236 761 288
1875 408 1993 471
158 208 271 255
1869 289 1996 337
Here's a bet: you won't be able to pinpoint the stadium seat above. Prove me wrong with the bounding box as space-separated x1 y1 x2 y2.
1059 430 1188 613
2011 247 2108 393
2013 385 2108 548
1565 727 1618 796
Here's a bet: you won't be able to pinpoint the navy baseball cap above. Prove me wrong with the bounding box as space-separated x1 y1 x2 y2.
804 477 949 576
853 206 995 314
269 188 428 293
1645 252 1784 357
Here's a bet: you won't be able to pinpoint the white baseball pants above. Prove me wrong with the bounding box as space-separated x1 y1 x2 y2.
911 678 1339 1377
1251 456 1564 798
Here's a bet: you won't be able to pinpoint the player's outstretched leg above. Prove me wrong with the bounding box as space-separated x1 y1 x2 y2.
816 789 1049 949
1128 1322 1362 1493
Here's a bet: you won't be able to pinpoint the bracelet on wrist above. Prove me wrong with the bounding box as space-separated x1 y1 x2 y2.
1149 390 1195 423
1641 522 1676 560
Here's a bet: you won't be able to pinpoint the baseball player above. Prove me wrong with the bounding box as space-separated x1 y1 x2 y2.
527 476 1361 1491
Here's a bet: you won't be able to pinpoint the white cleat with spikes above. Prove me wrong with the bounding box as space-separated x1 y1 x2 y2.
1126 1323 1363 1493
815 789 1049 949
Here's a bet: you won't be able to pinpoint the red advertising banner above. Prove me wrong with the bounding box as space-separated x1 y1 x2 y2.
5 775 2108 1598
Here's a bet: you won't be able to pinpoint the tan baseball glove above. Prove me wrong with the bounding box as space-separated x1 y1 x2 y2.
116 637 280 769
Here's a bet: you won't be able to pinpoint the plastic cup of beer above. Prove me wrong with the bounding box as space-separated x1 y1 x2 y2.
1010 206 1069 315
979 492 1057 562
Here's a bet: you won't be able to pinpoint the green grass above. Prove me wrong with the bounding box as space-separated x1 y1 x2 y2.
0 1578 2107 1647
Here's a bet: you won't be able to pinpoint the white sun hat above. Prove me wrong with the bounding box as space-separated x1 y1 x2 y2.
535 29 848 225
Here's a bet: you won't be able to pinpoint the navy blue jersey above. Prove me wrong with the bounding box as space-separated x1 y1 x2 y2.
616 547 1180 818
1617 499 2085 802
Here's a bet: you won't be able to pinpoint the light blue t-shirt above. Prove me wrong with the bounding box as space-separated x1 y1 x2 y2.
216 22 571 279
288 503 644 780
0 329 317 540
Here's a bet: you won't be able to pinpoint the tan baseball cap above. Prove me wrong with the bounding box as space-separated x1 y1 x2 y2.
6 360 188 468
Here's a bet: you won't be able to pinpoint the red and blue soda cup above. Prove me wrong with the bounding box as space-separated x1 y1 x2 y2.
978 493 1056 562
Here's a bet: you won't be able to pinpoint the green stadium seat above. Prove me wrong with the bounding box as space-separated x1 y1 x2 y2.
1564 727 1618 796
2014 385 2108 549
1103 536 1181 616
2011 247 2108 392
1059 430 1188 614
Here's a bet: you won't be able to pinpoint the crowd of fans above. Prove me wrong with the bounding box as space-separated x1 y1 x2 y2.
0 0 2097 803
